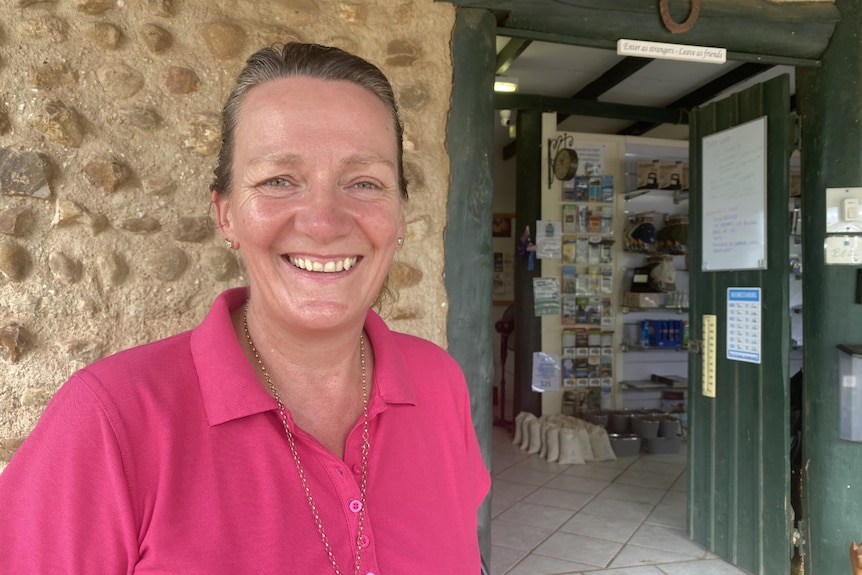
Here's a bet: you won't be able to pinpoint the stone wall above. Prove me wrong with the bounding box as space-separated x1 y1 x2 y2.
0 0 457 470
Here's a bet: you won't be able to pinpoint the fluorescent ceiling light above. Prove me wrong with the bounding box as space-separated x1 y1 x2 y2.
494 76 519 93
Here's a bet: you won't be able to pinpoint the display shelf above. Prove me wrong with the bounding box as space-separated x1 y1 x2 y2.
617 143 690 411
624 187 690 204
620 387 688 410
621 344 687 352
621 305 688 313
562 202 614 236
621 379 687 390
556 159 619 412
539 131 692 413
623 248 687 256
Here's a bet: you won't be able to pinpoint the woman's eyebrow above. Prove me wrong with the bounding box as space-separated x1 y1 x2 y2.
247 152 304 168
340 154 396 170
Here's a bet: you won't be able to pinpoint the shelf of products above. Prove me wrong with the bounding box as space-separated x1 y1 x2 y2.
539 132 693 413
621 342 688 352
558 166 616 401
623 187 689 204
622 306 688 313
618 149 691 410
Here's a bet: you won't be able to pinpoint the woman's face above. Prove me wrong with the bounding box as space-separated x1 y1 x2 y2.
213 76 405 334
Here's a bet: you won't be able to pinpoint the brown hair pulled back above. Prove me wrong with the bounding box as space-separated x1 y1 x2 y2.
210 42 408 200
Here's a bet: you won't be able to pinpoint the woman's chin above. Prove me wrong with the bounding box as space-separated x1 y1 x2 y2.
288 301 362 330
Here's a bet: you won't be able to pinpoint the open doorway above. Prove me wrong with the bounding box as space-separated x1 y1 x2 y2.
488 38 805 575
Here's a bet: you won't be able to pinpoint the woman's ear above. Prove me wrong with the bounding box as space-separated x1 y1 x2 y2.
211 188 232 234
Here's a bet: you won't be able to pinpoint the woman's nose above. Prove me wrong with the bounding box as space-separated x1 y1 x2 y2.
293 182 349 240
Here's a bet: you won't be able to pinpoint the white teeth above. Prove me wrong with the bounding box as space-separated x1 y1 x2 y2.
289 256 357 273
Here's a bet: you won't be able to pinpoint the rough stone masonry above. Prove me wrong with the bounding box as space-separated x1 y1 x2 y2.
0 0 457 470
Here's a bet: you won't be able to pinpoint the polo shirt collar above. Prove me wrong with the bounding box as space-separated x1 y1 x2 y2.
362 307 418 411
191 288 417 427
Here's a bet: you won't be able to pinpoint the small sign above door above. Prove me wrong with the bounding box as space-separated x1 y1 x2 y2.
617 39 726 64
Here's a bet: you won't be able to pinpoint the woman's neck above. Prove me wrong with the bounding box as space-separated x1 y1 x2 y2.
232 303 372 457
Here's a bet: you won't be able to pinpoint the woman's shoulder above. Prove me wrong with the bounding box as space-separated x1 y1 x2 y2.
66 329 198 412
83 330 195 380
391 329 449 355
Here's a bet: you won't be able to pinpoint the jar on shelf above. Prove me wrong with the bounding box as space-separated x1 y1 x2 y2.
656 214 689 255
625 213 657 252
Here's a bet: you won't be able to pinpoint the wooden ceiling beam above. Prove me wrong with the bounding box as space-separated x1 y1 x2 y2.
496 38 531 75
495 93 687 125
448 0 839 62
502 57 656 158
572 57 653 101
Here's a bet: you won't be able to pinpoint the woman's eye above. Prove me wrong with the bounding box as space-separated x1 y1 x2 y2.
354 181 378 190
264 177 291 187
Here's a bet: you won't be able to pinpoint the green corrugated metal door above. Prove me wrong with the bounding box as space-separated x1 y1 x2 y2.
687 74 793 575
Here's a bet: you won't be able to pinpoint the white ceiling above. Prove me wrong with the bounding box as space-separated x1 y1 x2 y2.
494 38 795 147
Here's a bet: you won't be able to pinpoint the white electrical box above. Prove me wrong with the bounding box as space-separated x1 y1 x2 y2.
826 187 862 233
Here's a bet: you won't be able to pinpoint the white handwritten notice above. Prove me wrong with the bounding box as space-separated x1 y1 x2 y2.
701 117 767 271
824 235 862 265
617 39 726 64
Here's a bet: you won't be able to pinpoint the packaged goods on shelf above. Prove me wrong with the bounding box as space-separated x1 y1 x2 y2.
624 292 660 308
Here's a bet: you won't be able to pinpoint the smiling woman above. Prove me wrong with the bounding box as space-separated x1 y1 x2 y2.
0 42 490 575
214 74 405 334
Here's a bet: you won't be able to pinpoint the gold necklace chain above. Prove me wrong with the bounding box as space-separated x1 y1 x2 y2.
243 303 370 575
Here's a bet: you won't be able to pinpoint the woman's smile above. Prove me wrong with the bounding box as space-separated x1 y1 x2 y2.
286 255 359 273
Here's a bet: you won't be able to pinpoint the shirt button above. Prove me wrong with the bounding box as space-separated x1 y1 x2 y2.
359 534 370 548
352 463 362 475
349 499 363 513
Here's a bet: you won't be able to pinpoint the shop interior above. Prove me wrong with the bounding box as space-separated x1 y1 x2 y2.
486 36 806 575
489 38 803 428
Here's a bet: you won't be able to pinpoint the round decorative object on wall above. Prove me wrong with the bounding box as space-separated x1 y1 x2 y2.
553 147 579 181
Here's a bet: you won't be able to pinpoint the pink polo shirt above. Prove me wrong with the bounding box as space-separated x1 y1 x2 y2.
0 288 490 574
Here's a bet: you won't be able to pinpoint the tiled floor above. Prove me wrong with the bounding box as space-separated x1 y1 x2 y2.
490 426 750 575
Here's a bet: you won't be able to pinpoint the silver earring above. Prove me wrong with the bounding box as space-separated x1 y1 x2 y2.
224 238 233 250
396 237 404 247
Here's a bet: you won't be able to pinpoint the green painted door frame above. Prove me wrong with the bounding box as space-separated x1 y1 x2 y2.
796 1 862 572
446 8 497 562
